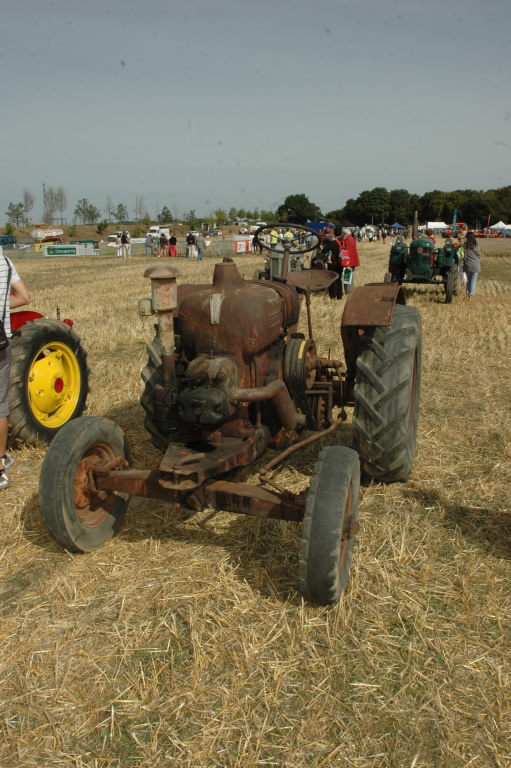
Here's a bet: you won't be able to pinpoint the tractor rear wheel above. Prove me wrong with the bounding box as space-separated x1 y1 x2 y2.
299 446 360 605
445 268 457 303
140 330 170 450
39 416 131 552
352 304 422 483
9 319 89 445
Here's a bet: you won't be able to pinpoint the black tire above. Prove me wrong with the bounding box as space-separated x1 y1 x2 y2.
352 304 422 483
299 446 360 605
140 329 169 450
9 318 89 445
39 416 131 552
445 269 457 303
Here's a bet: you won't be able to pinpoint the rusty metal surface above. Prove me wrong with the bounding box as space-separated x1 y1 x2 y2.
204 481 306 521
94 469 306 521
157 430 270 488
179 262 300 374
143 265 181 279
259 417 343 477
341 282 406 327
95 469 182 499
286 269 339 293
232 379 305 432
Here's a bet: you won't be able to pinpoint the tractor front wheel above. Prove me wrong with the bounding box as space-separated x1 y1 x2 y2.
299 446 360 605
9 319 89 445
39 416 131 552
353 304 422 483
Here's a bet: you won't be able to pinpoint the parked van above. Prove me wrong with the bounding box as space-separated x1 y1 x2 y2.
147 225 171 240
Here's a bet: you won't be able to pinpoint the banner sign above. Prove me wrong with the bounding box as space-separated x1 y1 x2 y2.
44 243 95 256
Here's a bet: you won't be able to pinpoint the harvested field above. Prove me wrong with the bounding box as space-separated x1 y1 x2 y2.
1 238 510 768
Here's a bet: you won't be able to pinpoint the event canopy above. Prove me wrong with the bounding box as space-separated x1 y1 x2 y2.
426 221 449 230
390 222 405 229
489 220 508 230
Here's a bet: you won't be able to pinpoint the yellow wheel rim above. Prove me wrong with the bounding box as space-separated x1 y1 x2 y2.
27 341 82 429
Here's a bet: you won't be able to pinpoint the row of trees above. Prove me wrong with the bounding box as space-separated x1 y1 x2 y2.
6 186 511 231
325 186 511 229
4 186 279 229
5 186 70 226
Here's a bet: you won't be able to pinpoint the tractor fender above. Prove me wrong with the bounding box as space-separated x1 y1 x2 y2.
341 282 406 329
11 311 74 332
10 311 45 332
340 282 407 390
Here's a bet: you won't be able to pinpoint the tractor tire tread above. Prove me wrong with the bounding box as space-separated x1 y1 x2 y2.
352 305 422 484
299 446 360 605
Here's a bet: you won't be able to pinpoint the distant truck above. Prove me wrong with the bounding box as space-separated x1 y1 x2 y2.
32 227 64 251
146 225 171 240
32 228 64 241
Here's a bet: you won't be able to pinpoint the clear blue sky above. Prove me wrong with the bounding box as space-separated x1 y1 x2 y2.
2 0 510 223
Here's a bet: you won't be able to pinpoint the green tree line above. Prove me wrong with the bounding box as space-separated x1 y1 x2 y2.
6 186 511 231
325 186 511 228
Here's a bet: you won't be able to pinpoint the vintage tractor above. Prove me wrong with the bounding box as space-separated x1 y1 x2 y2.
38 225 422 605
384 235 459 303
9 309 89 445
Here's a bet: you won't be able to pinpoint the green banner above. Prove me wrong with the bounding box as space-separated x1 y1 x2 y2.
46 246 78 255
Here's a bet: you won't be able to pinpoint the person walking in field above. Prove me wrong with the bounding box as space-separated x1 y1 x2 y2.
195 234 206 261
186 233 197 259
463 231 481 299
159 232 169 258
121 231 130 259
145 233 153 257
169 234 177 257
0 254 31 490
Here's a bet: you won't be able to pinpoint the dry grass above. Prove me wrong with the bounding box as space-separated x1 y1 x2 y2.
1 240 510 768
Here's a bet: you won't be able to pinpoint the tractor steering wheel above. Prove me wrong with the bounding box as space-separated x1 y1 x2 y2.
254 223 322 254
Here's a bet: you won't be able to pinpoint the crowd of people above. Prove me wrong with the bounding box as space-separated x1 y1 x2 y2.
140 232 207 260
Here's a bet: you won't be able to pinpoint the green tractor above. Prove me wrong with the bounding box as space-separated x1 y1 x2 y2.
384 236 460 303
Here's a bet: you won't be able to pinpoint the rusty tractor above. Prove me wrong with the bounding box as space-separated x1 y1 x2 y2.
38 225 422 605
9 308 89 445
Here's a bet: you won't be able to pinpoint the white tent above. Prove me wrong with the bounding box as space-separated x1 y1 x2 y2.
426 221 449 230
489 220 508 231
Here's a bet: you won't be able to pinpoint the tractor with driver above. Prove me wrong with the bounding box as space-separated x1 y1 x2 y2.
38 224 422 605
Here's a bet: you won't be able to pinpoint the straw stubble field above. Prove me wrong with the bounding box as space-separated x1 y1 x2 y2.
1 239 510 768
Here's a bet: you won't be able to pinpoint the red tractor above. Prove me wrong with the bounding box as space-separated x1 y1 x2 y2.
38 225 421 605
9 309 89 445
